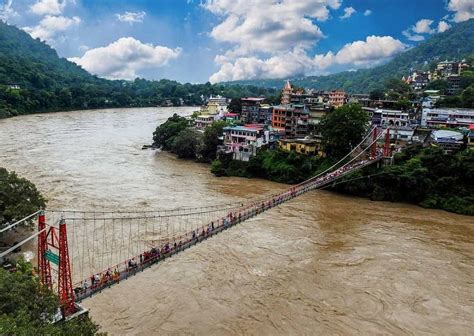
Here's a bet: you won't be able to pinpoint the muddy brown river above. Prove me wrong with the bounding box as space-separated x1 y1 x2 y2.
0 107 473 335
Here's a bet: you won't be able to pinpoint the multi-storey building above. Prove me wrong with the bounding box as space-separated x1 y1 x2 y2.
363 107 409 127
403 70 431 91
219 125 281 161
272 104 309 138
329 89 347 108
433 60 470 79
241 97 265 124
259 104 273 125
421 107 474 128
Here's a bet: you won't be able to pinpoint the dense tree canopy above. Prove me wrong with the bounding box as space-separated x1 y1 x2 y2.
152 114 189 150
319 104 369 159
333 147 474 215
0 167 46 225
0 21 278 119
171 128 201 159
198 121 226 162
0 259 102 335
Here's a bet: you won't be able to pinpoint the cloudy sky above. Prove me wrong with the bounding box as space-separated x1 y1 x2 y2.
1 0 473 83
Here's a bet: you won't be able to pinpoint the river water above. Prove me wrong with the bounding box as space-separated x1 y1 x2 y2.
0 107 473 335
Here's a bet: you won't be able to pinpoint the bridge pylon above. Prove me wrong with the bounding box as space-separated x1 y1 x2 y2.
38 213 76 318
37 209 52 289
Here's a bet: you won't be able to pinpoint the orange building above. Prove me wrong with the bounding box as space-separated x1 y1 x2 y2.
329 89 347 108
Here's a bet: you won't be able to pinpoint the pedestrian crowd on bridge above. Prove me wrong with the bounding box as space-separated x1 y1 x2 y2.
74 155 380 300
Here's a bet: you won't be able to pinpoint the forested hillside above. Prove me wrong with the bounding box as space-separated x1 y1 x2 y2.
0 21 277 118
226 19 474 93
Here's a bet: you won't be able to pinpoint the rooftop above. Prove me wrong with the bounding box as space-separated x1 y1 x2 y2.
241 97 265 102
223 125 262 132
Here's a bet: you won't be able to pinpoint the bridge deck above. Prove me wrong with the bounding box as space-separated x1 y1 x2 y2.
74 157 381 302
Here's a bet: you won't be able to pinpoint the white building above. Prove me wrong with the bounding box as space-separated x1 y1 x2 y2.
376 108 409 127
220 125 271 161
421 107 474 128
208 95 228 115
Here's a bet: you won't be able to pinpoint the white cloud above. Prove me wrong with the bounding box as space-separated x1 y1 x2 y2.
203 0 341 55
69 37 181 80
0 0 17 22
402 17 453 41
437 20 451 33
24 15 80 42
363 9 372 16
447 0 474 22
340 7 356 19
210 36 406 82
30 0 66 16
412 19 435 34
402 29 425 41
115 11 146 24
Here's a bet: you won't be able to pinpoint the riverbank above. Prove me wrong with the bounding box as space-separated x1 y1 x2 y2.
331 146 474 216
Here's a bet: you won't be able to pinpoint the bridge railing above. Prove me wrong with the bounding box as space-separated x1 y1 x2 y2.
72 155 382 301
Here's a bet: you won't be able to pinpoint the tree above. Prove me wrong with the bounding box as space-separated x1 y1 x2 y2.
171 128 200 159
0 259 102 335
385 78 412 100
461 84 474 107
319 104 369 159
0 168 46 226
198 121 226 162
369 89 384 100
152 114 188 150
227 98 242 115
425 79 448 94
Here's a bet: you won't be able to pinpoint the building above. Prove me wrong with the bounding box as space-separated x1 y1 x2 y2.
207 95 228 115
241 97 265 124
281 80 292 105
421 107 474 128
278 138 321 156
329 89 347 108
433 60 469 79
7 84 21 90
430 129 465 153
403 70 431 91
219 125 279 161
195 114 216 130
272 104 309 138
364 107 409 127
259 104 273 125
447 75 461 95
223 113 240 122
468 124 474 150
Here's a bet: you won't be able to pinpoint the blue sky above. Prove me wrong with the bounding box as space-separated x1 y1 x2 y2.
1 0 473 83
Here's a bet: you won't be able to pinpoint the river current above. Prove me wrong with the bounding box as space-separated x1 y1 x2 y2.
0 107 473 335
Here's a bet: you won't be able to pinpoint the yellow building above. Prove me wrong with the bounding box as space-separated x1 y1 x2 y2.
278 138 322 156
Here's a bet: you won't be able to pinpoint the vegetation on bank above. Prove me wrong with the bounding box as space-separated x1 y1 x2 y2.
0 167 46 225
211 150 335 184
0 259 102 335
332 146 474 215
152 114 227 162
0 21 278 119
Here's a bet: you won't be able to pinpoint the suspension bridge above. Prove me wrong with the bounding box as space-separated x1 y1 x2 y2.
0 127 394 319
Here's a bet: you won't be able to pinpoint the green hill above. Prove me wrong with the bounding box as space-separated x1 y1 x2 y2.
225 19 474 93
0 21 277 119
